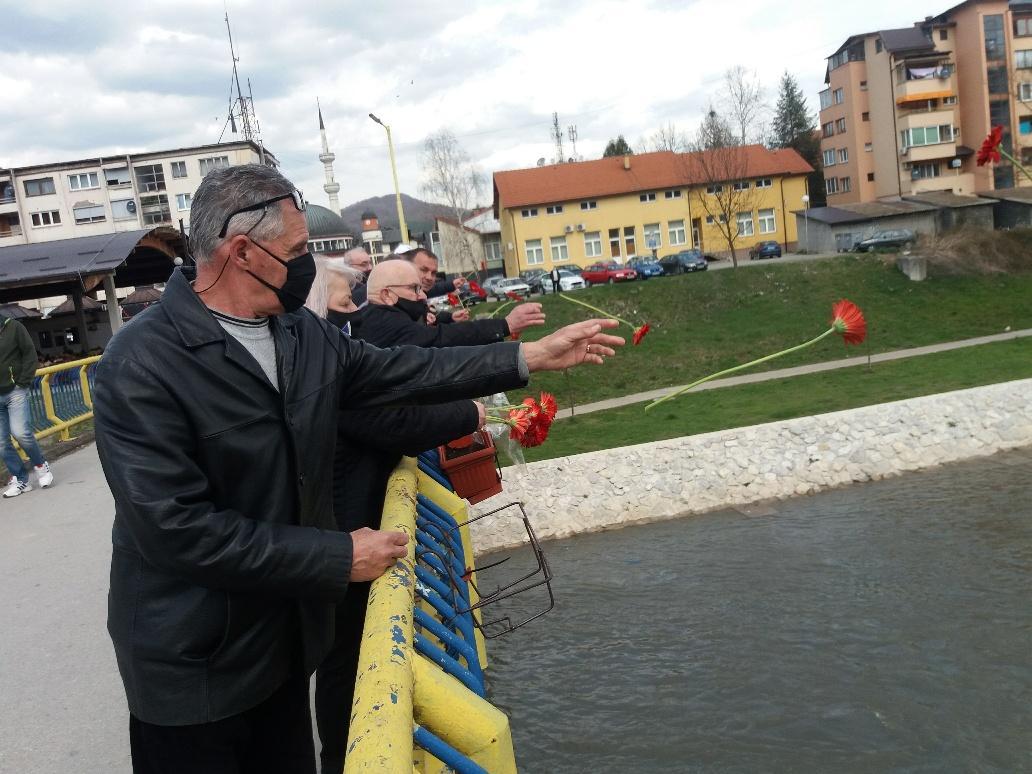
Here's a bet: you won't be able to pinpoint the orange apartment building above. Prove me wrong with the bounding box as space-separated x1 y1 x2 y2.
820 0 1032 204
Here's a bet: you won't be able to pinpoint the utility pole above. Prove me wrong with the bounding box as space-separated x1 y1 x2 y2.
551 112 565 164
223 11 265 162
567 125 579 161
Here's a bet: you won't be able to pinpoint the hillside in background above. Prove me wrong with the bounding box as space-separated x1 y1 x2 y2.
338 194 455 242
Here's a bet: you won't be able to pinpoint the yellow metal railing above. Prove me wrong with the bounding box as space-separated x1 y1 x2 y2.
345 457 517 773
31 356 102 441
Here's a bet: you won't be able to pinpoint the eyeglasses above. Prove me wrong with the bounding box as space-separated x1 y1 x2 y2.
386 283 423 296
218 190 306 238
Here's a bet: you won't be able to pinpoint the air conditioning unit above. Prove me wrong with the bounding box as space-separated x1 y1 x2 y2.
575 223 585 231
564 225 574 233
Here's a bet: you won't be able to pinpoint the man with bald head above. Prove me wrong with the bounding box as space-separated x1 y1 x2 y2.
357 260 545 349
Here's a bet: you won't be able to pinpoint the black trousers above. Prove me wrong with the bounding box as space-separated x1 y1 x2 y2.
551 278 561 293
129 671 316 774
314 580 371 774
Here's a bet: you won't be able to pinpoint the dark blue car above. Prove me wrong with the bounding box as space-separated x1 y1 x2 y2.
748 240 782 260
627 257 665 279
658 249 708 275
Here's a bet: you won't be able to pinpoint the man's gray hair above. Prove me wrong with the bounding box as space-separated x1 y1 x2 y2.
188 164 299 265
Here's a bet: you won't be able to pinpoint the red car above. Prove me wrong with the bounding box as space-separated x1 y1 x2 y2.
581 262 638 285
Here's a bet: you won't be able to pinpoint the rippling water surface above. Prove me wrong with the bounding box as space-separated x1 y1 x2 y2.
482 449 1032 773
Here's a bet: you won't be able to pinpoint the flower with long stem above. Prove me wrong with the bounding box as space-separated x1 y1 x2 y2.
486 299 517 319
557 293 650 345
977 125 1032 184
645 299 866 412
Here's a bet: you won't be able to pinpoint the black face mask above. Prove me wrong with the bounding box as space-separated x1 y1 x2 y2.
394 295 429 323
247 241 316 313
326 308 362 335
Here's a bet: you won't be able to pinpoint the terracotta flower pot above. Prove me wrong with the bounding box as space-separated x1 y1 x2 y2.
438 430 502 504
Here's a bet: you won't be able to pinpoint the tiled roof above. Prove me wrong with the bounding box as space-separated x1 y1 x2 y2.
878 27 934 53
493 146 812 210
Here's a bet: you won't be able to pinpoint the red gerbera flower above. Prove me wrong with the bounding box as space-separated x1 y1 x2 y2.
505 291 522 301
519 419 551 447
508 407 532 441
632 323 651 346
830 299 867 345
977 126 1004 166
539 392 558 421
447 292 460 306
468 280 487 299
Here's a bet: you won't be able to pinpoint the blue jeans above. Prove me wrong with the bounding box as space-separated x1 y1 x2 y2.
1 387 45 483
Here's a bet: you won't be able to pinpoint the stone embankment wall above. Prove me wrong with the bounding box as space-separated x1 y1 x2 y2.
469 379 1032 554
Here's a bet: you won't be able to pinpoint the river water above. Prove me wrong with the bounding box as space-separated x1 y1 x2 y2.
483 448 1032 773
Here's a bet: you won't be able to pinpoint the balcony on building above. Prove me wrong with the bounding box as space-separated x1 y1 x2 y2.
0 178 17 215
894 56 955 105
0 211 23 242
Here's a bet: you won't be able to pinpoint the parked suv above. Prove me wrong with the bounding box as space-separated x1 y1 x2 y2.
581 262 637 285
626 256 665 278
658 249 708 275
748 240 782 260
520 269 547 294
853 229 916 252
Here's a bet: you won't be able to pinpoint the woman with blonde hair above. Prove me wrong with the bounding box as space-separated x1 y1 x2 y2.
305 256 365 335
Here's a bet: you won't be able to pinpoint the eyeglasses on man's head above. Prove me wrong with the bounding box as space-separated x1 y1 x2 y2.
218 190 306 238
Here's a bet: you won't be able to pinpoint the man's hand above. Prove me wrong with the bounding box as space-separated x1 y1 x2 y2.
349 527 409 581
474 400 486 430
452 277 468 289
505 303 546 335
522 319 623 372
451 308 471 322
426 312 437 326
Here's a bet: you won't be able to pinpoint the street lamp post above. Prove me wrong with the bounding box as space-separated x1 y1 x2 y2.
368 113 410 245
801 194 810 253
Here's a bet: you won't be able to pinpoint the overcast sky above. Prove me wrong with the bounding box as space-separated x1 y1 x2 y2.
3 0 926 211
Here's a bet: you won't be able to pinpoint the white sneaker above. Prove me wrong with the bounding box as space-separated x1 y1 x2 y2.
2 477 31 498
34 462 53 488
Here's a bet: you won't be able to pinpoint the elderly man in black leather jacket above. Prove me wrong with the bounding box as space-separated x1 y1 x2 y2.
93 163 622 774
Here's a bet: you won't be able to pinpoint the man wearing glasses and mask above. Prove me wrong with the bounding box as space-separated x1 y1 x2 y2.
92 164 623 774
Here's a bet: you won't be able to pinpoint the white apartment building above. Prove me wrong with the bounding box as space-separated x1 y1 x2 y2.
0 140 277 247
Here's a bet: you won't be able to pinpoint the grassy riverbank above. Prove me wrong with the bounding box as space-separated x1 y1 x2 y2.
479 255 1032 408
513 337 1032 463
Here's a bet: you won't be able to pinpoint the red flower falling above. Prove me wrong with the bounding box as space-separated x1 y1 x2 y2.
505 291 523 301
830 299 867 345
632 323 651 346
447 292 460 306
977 126 1004 166
468 280 487 299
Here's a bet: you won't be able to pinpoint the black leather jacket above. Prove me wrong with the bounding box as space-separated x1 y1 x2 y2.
94 270 526 725
357 303 509 349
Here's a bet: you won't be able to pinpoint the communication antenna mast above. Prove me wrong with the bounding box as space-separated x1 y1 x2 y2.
224 11 266 163
551 112 565 164
567 124 579 161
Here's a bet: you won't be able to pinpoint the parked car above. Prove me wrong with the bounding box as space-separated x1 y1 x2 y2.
540 270 587 294
853 229 916 252
551 263 584 277
491 277 532 299
481 276 507 297
520 269 547 294
626 256 665 279
658 249 708 275
457 286 486 306
581 261 638 285
748 240 783 260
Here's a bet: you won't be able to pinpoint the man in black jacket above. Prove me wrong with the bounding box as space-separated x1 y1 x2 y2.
0 314 53 497
357 260 544 349
94 163 622 774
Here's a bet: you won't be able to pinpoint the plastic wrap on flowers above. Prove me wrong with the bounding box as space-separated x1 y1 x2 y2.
482 392 528 471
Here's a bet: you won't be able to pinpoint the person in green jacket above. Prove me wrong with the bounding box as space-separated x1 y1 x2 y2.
0 315 53 497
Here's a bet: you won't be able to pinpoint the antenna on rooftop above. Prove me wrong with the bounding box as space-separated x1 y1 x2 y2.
567 124 579 161
224 11 266 163
551 112 565 164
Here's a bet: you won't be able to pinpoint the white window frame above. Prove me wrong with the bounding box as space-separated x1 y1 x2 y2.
68 172 99 191
736 211 754 237
826 176 839 194
73 204 106 224
176 192 193 211
580 200 597 210
706 184 723 195
170 161 188 179
758 208 776 234
705 215 715 225
667 219 686 245
199 156 230 176
838 148 849 163
550 235 568 262
525 239 544 265
833 88 844 104
30 210 61 227
521 208 538 218
24 177 56 197
755 178 772 188
836 117 847 133
840 177 851 192
546 204 564 215
732 180 750 191
639 192 657 202
664 189 682 199
823 149 836 166
1020 83 1032 101
865 142 874 152
643 222 661 250
111 199 137 221
583 231 602 258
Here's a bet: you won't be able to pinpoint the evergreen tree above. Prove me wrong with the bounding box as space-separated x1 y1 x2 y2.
602 135 633 157
771 72 825 206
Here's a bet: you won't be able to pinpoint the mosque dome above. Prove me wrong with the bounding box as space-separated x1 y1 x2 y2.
305 204 350 239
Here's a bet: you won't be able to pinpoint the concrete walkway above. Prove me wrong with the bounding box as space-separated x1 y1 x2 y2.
558 327 1032 419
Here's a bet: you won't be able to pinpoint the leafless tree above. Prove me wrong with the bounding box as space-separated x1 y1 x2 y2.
644 121 688 152
421 129 485 277
684 106 759 268
721 66 769 145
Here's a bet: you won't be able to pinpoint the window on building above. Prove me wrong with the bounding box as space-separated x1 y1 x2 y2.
1017 17 1032 37
643 222 661 250
755 178 772 188
111 199 137 220
170 161 188 178
943 95 958 105
199 156 230 177
823 122 835 137
836 117 847 133
134 164 166 193
664 189 682 199
865 142 874 152
833 88 844 104
840 177 852 192
68 172 99 191
705 215 715 225
623 225 636 254
911 162 941 179
30 210 61 227
823 149 836 166
867 172 875 181
521 208 538 218
985 14 1005 60
140 194 171 225
939 29 948 41
758 208 776 234
73 204 106 224
580 200 597 210
987 65 1009 94
819 89 832 110
584 231 602 257
826 176 839 194
176 193 193 211
1016 50 1032 69
608 228 621 258
876 39 883 53
639 192 656 202
736 211 754 237
525 239 544 265
860 80 868 90
901 125 956 148
1022 117 1032 135
550 236 568 261
105 167 131 187
668 219 686 245
485 240 502 262
838 148 849 164
732 180 750 191
862 111 870 122
706 184 724 194
24 177 56 197
546 204 564 214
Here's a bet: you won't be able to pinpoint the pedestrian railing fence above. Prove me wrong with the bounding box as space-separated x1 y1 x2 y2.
26 356 102 441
